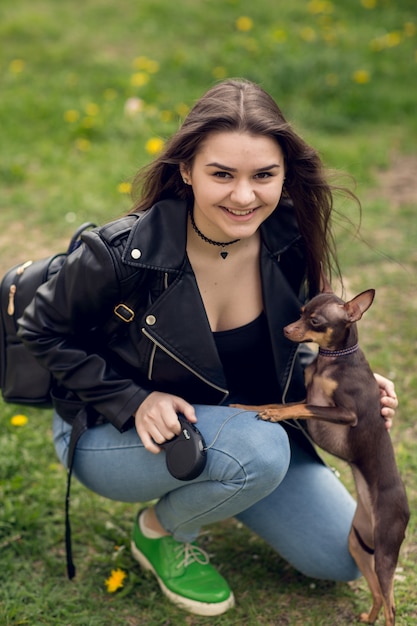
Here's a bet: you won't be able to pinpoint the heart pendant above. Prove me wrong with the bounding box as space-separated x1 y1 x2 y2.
220 251 228 259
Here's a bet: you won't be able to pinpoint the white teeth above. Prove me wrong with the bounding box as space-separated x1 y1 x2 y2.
226 208 254 216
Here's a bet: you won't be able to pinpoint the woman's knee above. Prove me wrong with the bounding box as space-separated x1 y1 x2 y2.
207 412 291 492
296 545 361 582
242 418 291 481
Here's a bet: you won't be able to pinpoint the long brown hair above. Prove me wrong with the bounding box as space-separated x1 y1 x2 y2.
131 78 352 294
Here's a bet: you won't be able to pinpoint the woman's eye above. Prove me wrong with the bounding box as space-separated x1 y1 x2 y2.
213 171 231 179
255 172 273 179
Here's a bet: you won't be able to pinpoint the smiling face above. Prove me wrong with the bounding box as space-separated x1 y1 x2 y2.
180 131 286 243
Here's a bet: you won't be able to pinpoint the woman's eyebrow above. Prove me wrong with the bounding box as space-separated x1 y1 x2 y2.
205 162 281 172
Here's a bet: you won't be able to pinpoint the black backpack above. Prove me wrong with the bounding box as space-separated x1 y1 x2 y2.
0 223 96 406
0 216 145 580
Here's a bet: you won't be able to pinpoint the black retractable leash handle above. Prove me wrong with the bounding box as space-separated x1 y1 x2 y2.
159 415 207 481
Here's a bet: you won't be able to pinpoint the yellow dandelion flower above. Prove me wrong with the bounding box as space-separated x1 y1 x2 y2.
117 182 132 194
104 568 127 593
236 16 253 32
307 0 333 14
175 103 190 118
212 66 227 80
384 31 402 48
352 69 371 84
64 109 80 123
145 137 165 155
361 0 376 8
130 72 150 87
404 22 416 37
145 59 160 74
370 31 402 51
75 138 91 152
85 102 100 116
300 27 317 42
10 414 28 427
133 56 149 69
9 59 25 73
272 29 287 43
160 109 173 122
133 56 160 74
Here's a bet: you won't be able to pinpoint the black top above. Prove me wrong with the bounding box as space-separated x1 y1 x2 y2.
213 312 280 404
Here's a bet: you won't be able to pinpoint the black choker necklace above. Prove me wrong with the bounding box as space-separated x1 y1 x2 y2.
189 209 240 259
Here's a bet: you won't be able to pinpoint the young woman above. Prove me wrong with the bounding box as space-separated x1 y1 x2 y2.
19 79 397 617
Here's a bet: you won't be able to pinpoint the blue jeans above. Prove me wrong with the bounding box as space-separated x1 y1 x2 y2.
53 405 360 581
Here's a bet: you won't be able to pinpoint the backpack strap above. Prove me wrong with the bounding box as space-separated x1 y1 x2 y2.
67 222 97 254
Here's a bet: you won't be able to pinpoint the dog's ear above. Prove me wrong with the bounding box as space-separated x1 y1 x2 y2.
320 267 333 294
344 289 375 322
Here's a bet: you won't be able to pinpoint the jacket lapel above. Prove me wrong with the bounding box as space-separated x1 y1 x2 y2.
140 261 228 394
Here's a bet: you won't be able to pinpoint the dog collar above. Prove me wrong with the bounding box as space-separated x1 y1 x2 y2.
318 343 359 358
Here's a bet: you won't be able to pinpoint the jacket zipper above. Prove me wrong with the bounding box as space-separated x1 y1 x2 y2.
280 344 304 434
142 327 229 401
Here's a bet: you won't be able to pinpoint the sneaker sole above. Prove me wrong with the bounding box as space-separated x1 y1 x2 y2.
131 540 235 616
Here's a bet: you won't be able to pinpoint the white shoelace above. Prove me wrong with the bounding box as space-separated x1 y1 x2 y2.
174 542 210 569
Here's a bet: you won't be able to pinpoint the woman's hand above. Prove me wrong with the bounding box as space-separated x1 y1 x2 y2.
374 373 398 432
135 391 197 454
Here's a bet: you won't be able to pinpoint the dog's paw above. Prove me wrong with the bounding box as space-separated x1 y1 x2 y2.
230 403 285 422
257 409 282 422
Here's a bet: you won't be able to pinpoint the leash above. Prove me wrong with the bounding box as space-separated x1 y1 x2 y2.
64 410 91 580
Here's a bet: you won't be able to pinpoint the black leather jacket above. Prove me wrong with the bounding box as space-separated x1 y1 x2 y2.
18 198 309 433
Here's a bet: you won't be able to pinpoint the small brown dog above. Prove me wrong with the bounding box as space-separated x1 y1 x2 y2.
234 280 409 625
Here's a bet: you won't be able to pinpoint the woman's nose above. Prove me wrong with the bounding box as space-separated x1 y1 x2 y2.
229 180 255 206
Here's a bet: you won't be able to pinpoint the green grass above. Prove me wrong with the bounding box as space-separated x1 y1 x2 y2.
1 0 416 624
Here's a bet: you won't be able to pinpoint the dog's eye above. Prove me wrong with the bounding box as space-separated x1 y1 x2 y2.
310 317 320 327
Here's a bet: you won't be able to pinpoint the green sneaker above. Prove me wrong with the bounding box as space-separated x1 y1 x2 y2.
131 511 235 616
